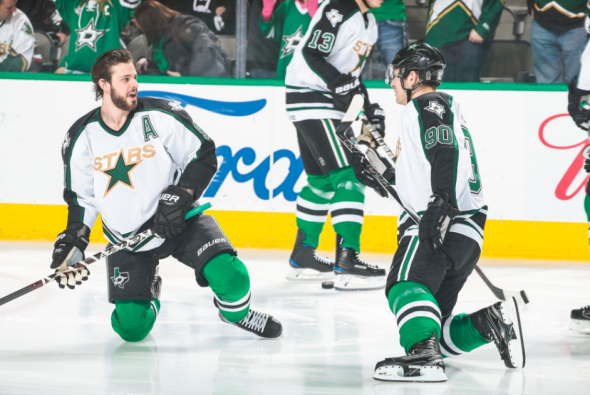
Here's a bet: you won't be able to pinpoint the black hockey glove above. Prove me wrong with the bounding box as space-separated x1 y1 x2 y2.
351 147 395 198
50 224 90 289
419 191 460 254
584 145 590 173
568 77 590 131
327 73 363 112
364 103 386 137
154 185 194 238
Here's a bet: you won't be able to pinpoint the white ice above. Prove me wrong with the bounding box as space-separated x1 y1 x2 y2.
0 242 589 395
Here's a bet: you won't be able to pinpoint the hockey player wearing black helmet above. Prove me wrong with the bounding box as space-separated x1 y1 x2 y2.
351 43 526 382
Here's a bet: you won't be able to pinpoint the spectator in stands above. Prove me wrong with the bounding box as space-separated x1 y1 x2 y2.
529 0 586 84
134 0 232 77
54 0 138 74
364 0 407 75
247 0 282 78
0 0 35 71
18 0 69 46
259 0 319 80
159 0 236 35
425 0 503 82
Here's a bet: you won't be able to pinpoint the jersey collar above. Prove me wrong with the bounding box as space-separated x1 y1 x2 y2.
96 108 134 136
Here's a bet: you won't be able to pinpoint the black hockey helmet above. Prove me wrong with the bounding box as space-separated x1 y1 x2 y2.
385 43 446 101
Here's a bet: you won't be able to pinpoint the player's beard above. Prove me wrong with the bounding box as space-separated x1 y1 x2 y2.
110 87 138 112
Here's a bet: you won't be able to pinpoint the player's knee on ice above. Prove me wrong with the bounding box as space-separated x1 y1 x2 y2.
203 253 251 323
111 299 159 342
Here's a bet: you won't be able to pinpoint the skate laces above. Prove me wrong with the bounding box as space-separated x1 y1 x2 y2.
239 310 269 333
313 251 333 265
354 252 378 269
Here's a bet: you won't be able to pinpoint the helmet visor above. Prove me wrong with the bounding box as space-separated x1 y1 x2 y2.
385 64 396 86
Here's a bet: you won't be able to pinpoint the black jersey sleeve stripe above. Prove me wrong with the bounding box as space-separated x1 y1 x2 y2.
301 0 358 84
413 92 459 207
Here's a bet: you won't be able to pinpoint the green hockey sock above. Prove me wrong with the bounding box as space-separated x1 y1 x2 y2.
439 313 489 358
295 174 334 248
111 298 160 342
329 167 365 252
585 194 590 243
388 281 442 354
203 253 251 323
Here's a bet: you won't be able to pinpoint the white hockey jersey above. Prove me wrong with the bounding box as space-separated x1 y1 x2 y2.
285 0 377 122
577 32 590 90
0 9 35 71
62 98 217 252
394 92 487 249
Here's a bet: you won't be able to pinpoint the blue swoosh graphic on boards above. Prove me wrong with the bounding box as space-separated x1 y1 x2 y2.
138 91 266 116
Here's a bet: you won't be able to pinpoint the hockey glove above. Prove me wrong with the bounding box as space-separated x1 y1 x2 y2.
50 224 90 289
351 147 395 198
419 191 460 254
568 77 590 131
154 185 194 238
364 103 386 137
583 145 590 173
327 73 362 112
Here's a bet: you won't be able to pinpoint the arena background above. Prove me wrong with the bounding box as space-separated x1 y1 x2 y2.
0 73 586 260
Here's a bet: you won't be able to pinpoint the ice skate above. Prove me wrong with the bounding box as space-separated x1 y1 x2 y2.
286 230 335 281
570 305 590 334
218 308 283 339
334 235 385 291
373 334 447 382
470 297 525 368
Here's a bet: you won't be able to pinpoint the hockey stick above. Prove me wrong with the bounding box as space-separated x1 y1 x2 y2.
0 202 212 307
336 95 530 306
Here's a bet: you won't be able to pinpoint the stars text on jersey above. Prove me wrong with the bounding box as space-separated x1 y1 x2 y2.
351 41 372 73
281 26 304 59
94 145 156 198
424 101 445 119
75 20 109 52
326 9 343 28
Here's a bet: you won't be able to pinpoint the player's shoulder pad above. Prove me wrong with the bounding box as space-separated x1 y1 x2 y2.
62 107 99 162
318 0 359 29
412 91 453 130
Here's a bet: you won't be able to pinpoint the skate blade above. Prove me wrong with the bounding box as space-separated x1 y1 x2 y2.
286 267 335 281
334 274 386 292
373 365 448 383
501 297 526 369
569 320 590 334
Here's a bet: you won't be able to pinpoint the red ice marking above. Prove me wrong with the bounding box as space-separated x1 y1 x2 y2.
538 113 590 200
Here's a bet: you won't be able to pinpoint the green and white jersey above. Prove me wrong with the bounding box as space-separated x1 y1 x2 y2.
53 0 139 73
394 92 486 247
62 98 217 252
0 9 35 71
425 0 503 49
285 0 377 122
578 37 590 90
260 0 316 80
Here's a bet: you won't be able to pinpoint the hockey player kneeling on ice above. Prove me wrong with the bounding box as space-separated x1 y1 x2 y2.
350 43 525 382
50 49 282 341
284 0 387 290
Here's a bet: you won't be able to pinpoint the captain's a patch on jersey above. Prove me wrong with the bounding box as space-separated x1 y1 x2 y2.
424 101 445 119
326 9 343 28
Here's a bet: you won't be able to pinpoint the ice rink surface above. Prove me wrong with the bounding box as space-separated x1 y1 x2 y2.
0 242 589 395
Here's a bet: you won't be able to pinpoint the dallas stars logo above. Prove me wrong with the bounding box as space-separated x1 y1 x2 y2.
111 267 130 289
99 148 141 198
352 48 371 72
75 20 109 52
280 26 304 59
407 43 420 51
424 101 445 119
326 9 343 28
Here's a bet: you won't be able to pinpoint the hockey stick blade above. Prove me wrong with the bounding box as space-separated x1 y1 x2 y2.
473 265 530 306
335 94 365 136
0 202 212 307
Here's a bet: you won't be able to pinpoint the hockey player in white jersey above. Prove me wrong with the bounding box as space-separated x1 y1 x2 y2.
284 0 387 290
51 49 282 341
0 0 35 71
350 44 525 382
566 34 590 335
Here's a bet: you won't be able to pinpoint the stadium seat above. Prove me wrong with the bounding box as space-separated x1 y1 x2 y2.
481 40 534 81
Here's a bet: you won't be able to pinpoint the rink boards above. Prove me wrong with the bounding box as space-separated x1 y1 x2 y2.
0 74 587 260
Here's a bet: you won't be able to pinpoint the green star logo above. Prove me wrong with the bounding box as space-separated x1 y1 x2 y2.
351 50 370 73
407 43 420 51
280 26 304 59
100 149 140 198
111 267 130 288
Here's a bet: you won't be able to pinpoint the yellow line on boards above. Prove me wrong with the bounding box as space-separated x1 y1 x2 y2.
1 203 589 261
